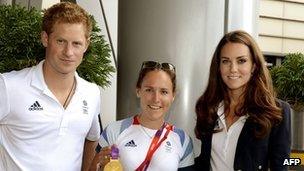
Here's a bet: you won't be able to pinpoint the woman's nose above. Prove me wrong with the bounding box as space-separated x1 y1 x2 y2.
230 62 238 72
152 91 160 102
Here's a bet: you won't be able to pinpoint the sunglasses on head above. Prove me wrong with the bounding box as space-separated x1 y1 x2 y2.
141 61 176 72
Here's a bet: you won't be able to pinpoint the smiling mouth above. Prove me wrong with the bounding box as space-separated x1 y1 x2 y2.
227 76 240 79
148 105 161 110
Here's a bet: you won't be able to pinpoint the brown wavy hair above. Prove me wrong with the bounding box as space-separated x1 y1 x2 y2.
195 30 282 139
42 2 92 39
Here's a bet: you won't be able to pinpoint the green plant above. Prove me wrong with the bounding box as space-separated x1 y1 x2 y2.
271 53 304 111
0 4 115 88
78 17 115 87
0 5 44 71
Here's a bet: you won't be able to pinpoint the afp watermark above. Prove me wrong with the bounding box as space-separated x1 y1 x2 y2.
283 158 301 166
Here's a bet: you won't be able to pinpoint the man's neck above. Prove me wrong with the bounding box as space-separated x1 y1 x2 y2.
42 62 77 108
42 62 75 93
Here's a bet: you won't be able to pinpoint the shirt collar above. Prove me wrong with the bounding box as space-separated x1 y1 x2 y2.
30 60 83 95
215 101 248 130
217 102 225 119
30 60 47 92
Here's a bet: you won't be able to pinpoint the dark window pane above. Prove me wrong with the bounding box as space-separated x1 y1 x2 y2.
60 0 76 3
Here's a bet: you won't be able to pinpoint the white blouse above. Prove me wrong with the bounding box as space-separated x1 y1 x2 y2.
210 103 248 171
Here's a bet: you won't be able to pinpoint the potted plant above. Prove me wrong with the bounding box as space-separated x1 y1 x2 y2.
0 4 115 88
270 52 304 150
271 53 304 111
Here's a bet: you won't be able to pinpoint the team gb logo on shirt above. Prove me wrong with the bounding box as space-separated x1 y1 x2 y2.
165 141 172 153
82 100 88 114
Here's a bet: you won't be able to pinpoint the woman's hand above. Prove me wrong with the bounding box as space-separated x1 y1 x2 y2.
89 146 111 171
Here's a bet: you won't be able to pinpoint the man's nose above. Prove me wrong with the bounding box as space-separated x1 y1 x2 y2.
64 43 73 56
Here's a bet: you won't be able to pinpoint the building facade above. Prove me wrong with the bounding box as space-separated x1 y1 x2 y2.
259 0 304 66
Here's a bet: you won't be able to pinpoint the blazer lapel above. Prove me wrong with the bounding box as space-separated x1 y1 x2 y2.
234 120 254 169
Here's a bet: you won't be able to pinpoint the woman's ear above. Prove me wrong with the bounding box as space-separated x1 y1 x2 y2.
251 64 256 74
172 92 176 102
136 88 140 98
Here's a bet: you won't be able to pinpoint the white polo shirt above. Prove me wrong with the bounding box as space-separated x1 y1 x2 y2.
210 103 248 171
0 61 101 171
99 116 194 171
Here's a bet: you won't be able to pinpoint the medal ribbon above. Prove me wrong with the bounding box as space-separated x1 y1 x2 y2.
133 116 173 171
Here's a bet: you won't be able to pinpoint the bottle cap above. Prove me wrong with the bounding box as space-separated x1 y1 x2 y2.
111 146 119 159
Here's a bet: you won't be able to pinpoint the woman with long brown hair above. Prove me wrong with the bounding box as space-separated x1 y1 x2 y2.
194 30 291 171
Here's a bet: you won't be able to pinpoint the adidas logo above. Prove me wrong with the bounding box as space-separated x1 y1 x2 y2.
125 140 137 147
28 101 43 111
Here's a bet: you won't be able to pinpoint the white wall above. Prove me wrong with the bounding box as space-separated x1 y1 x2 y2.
77 0 118 128
41 0 59 9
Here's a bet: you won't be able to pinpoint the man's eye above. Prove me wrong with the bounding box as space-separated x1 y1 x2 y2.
73 42 83 46
57 39 64 44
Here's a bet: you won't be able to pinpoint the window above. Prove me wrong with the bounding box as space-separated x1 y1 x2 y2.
264 53 285 67
60 0 76 3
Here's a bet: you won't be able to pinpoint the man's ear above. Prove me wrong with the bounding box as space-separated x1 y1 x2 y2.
41 31 48 47
84 38 90 52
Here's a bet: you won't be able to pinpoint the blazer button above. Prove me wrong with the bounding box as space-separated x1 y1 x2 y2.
258 165 262 170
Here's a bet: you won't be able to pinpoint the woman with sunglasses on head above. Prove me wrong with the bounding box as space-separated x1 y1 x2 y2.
90 61 194 171
194 30 291 171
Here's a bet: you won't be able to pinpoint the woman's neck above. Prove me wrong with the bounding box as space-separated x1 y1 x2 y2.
137 114 165 130
228 89 245 105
